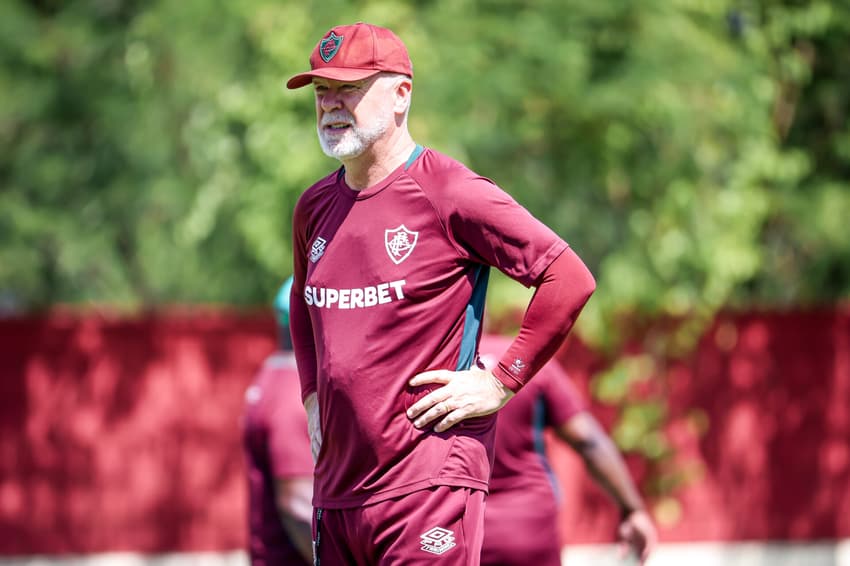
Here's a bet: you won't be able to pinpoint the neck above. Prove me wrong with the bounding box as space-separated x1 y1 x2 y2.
342 130 417 191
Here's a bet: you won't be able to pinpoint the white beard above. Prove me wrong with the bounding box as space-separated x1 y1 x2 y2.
317 110 393 160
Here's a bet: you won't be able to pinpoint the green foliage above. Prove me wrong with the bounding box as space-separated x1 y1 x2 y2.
3 0 848 316
2 0 849 502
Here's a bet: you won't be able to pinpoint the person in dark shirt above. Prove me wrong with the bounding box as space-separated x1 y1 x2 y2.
479 333 657 566
242 277 313 565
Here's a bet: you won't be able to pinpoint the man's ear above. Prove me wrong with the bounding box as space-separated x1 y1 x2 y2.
394 77 413 114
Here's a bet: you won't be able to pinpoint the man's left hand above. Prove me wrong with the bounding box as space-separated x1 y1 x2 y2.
406 367 514 432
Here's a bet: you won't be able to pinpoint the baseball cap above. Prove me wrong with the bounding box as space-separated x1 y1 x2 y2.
286 22 413 90
273 276 294 327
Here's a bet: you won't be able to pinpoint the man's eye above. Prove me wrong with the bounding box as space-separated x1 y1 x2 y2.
340 84 359 92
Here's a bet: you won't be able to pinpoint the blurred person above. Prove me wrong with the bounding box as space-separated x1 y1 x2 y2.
478 333 657 566
286 22 595 565
242 277 314 565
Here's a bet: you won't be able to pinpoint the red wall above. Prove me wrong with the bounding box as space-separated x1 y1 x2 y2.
553 309 850 545
1 309 849 554
1 311 275 554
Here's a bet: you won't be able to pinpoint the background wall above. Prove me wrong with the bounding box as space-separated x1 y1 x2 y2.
2 309 848 556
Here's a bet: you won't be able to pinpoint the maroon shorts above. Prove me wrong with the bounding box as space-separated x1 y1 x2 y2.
480 492 561 566
312 486 486 565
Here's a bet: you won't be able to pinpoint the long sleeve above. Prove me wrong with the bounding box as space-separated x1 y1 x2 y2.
290 202 318 402
290 288 317 401
491 247 596 392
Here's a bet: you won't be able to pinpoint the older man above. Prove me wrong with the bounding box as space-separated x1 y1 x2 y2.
286 22 596 565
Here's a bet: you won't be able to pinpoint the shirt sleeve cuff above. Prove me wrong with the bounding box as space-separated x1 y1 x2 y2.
491 363 525 393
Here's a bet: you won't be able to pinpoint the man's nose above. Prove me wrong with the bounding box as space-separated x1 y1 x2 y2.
320 91 342 112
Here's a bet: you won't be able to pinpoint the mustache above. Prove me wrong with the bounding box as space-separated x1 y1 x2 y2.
321 112 354 127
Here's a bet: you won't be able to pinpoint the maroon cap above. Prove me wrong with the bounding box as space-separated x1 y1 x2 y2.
286 22 413 90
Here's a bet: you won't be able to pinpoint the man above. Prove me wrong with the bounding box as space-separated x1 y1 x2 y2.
242 277 314 565
286 22 596 565
478 333 657 566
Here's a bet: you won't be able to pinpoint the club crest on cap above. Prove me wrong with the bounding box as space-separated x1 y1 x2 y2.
320 32 343 63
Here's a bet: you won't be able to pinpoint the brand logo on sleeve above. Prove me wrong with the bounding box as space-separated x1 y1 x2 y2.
419 527 456 555
510 358 526 375
384 225 418 264
310 237 327 263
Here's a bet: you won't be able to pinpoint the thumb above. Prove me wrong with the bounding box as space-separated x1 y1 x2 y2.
617 541 630 560
617 521 634 558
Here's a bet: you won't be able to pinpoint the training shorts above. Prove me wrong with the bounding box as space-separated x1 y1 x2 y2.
480 490 561 566
312 485 485 565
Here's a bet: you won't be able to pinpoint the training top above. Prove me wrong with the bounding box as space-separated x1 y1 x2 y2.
290 145 568 508
242 352 313 566
478 334 586 566
479 334 585 496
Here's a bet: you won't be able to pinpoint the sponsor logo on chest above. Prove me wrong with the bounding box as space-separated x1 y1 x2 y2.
304 280 406 309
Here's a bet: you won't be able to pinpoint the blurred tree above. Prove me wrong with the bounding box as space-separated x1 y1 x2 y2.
3 0 847 315
2 0 849 506
0 0 315 309
744 0 850 304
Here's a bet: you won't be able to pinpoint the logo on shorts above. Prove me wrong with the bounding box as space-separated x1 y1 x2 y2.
385 225 418 265
319 32 343 63
310 237 327 263
419 527 456 556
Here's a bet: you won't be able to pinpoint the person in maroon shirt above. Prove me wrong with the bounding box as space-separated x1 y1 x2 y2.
242 277 314 565
286 22 595 565
478 334 657 566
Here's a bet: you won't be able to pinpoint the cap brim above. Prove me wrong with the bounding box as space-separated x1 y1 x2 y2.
286 68 382 89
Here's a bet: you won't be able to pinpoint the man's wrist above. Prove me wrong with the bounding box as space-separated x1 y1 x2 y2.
491 363 524 393
620 505 647 520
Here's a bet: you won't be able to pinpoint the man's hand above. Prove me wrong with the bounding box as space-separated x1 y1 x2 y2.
406 367 514 432
618 509 657 565
303 392 322 463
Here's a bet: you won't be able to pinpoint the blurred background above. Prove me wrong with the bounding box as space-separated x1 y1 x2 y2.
1 0 849 564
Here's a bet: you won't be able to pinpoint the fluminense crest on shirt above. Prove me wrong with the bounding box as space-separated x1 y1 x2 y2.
310 236 327 263
419 527 456 555
384 225 418 265
320 32 343 62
